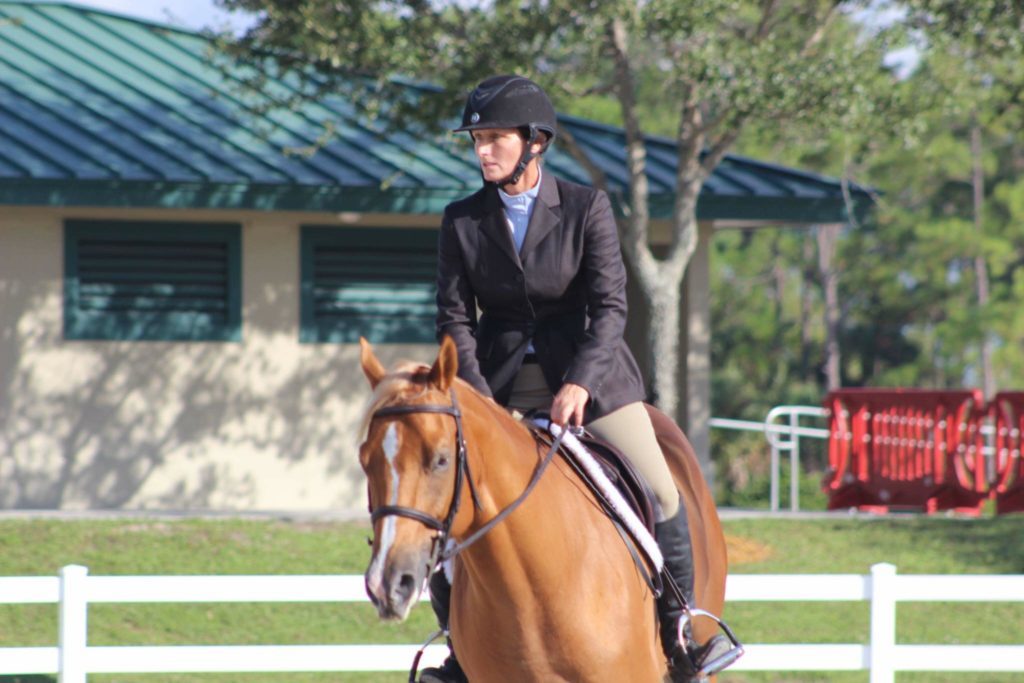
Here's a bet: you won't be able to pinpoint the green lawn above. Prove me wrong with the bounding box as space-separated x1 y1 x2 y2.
0 515 1020 682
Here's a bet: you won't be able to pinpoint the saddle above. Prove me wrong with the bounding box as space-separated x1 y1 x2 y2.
525 414 661 571
565 428 660 534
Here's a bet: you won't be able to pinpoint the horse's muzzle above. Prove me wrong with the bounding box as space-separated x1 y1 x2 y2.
365 546 431 621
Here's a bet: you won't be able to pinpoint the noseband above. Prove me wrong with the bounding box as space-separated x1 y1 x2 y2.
368 388 563 567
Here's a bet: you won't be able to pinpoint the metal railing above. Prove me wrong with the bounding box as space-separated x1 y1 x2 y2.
711 403 1005 513
710 405 830 512
1 564 1021 682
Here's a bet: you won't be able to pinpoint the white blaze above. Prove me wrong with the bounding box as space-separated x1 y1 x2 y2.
366 423 401 598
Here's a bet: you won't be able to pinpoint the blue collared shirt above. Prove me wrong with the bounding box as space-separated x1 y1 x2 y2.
498 170 541 353
498 169 542 255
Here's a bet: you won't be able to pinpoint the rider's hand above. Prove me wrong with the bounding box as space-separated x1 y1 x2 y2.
550 383 590 427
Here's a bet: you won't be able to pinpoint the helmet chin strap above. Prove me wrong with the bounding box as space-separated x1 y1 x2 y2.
490 126 547 190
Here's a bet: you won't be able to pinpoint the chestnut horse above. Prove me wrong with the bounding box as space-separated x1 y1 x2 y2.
359 337 728 682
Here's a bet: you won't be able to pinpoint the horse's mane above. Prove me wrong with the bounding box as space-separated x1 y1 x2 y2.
357 361 526 445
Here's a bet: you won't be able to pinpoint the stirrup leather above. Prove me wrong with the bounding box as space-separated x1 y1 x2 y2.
674 607 745 678
409 629 447 683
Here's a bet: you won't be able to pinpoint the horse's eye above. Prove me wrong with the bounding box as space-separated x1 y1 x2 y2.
433 453 451 471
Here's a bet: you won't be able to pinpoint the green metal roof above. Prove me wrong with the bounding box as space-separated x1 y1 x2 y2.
0 0 872 223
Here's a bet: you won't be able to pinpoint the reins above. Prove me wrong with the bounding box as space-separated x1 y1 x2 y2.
369 388 564 567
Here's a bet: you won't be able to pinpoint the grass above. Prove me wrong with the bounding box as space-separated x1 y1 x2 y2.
0 515 1020 682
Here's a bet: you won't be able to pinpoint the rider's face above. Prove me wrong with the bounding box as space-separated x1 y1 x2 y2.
471 128 526 183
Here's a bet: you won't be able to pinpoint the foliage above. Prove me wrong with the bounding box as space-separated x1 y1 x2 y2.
709 0 1023 501
213 0 899 418
712 0 1024 405
208 0 1024 496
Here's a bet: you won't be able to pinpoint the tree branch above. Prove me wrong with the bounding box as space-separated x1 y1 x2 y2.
666 100 704 269
608 15 655 276
557 126 610 196
700 127 743 179
800 2 842 57
752 0 782 41
562 81 617 100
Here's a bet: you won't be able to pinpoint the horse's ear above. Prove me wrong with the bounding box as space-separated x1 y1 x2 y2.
360 336 386 389
428 336 459 392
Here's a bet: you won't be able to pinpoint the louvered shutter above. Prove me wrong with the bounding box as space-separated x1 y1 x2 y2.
301 227 437 343
64 221 241 341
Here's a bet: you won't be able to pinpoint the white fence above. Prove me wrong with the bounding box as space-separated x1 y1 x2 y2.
1 564 1022 682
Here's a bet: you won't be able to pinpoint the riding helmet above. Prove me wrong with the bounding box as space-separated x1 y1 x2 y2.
453 75 557 143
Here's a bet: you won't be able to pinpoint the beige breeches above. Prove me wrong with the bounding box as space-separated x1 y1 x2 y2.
507 363 680 518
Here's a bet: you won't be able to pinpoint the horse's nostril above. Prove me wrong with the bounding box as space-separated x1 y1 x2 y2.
397 572 417 600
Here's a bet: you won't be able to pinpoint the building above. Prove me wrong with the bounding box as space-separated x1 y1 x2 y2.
0 0 868 511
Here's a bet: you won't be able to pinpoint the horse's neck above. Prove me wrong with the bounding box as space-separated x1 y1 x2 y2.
455 385 591 580
457 384 540 493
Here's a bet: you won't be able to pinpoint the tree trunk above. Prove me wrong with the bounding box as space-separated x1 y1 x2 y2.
817 223 842 390
646 274 683 416
971 119 995 398
800 234 815 380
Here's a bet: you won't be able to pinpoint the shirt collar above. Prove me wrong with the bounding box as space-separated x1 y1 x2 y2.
498 169 542 211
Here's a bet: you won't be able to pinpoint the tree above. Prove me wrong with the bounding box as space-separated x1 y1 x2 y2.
217 0 894 422
895 0 1024 395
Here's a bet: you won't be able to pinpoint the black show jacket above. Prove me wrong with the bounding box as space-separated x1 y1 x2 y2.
435 171 647 422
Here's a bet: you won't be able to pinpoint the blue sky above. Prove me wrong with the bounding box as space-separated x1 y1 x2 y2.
70 0 255 32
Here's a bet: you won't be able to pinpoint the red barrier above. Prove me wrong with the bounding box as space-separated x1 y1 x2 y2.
823 389 989 515
990 392 1024 514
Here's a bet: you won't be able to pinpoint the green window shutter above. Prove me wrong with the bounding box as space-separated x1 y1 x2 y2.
64 221 242 342
301 227 438 344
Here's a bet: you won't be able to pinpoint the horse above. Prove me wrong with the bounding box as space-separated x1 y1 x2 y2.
358 336 729 682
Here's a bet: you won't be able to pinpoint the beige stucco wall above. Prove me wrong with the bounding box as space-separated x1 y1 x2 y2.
0 207 436 513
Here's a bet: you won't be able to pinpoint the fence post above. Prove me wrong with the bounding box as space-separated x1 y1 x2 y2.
59 564 88 683
789 410 800 512
869 562 897 683
769 441 780 512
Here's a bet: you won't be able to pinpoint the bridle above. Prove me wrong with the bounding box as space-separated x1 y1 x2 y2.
367 388 563 568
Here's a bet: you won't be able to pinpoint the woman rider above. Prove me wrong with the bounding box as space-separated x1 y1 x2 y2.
423 74 721 683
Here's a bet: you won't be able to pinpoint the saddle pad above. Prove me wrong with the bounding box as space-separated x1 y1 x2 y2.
571 432 660 534
532 418 663 572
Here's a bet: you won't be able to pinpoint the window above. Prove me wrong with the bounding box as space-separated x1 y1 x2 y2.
64 220 241 341
301 227 437 343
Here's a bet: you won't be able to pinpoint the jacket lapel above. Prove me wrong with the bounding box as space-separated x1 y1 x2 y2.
518 171 561 261
478 186 522 268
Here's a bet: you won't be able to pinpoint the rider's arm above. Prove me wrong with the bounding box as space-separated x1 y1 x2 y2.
436 210 493 398
562 189 628 397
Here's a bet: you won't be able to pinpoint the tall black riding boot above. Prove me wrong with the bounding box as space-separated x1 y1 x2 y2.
418 569 468 683
655 500 730 682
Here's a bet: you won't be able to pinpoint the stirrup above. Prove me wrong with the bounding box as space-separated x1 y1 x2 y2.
409 629 447 683
676 608 745 678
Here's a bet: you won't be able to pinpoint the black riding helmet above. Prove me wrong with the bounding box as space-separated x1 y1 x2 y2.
454 75 557 187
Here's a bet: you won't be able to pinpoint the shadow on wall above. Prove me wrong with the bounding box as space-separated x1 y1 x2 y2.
0 277 420 510
0 67 444 510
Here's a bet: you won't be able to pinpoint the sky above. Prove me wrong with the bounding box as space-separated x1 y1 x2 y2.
69 0 256 32
70 0 919 76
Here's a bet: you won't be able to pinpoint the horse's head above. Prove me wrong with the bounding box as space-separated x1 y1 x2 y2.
358 336 464 621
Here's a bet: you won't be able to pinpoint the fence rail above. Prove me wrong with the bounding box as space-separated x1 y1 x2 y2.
1 564 1021 682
